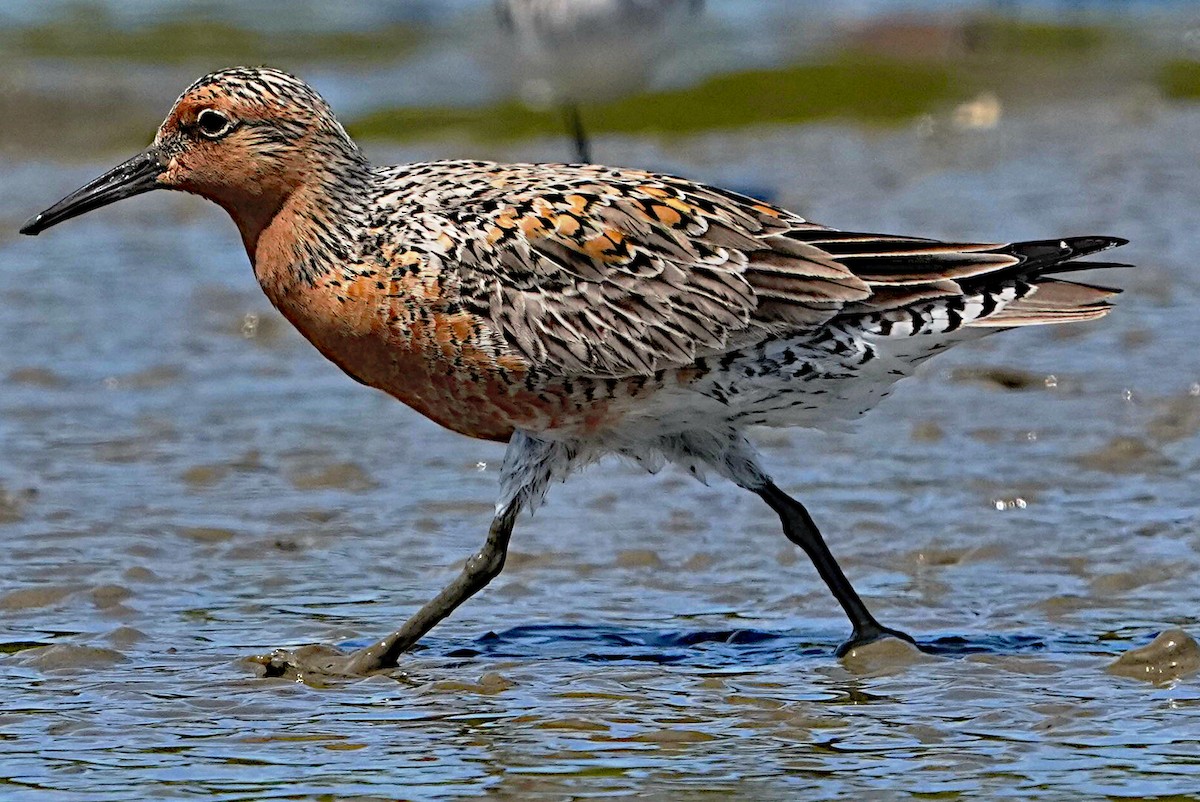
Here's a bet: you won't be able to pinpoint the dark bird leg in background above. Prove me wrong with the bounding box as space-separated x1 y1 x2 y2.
563 103 592 163
757 482 915 655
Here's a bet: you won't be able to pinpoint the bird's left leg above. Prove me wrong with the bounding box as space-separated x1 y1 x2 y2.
254 499 523 679
342 431 578 672
340 499 521 674
254 431 569 678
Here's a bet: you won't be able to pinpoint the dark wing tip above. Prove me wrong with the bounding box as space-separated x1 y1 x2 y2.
1001 235 1129 273
19 214 45 236
1067 235 1128 253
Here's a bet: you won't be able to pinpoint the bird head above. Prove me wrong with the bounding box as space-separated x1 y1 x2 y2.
21 67 362 243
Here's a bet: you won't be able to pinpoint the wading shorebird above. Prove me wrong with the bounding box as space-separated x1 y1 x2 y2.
494 0 704 162
21 68 1128 676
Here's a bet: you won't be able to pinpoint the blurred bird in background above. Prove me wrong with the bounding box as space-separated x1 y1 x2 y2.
494 0 705 162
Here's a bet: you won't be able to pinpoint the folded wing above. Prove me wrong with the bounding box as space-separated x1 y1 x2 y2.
447 165 1127 377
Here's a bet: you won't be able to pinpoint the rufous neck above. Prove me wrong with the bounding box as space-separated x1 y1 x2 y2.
248 158 372 294
221 135 371 258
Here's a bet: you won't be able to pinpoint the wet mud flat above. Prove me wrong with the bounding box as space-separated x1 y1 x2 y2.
3 87 1200 802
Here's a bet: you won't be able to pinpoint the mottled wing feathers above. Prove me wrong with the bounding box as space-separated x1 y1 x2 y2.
448 165 870 376
420 162 1126 377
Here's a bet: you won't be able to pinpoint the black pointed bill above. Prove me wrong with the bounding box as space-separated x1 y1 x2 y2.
20 148 167 236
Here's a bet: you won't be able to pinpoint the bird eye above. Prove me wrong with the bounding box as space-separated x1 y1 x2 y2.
196 109 233 139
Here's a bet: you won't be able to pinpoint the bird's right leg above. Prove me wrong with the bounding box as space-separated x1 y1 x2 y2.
681 430 915 656
756 481 915 655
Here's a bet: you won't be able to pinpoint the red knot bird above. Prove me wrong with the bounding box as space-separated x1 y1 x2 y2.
21 67 1129 676
494 0 704 162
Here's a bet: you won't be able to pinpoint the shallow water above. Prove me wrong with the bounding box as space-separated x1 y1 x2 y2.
4 46 1200 802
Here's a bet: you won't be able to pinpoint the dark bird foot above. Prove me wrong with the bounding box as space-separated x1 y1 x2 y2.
836 624 920 658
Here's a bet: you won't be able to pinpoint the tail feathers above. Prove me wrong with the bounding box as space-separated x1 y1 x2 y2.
964 278 1121 328
959 236 1128 328
839 233 1129 334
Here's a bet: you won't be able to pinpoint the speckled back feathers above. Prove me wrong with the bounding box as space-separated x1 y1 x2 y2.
360 159 1124 378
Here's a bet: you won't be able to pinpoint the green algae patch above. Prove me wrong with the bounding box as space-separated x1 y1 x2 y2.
600 59 959 131
1159 60 1200 101
3 10 420 66
350 58 960 144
